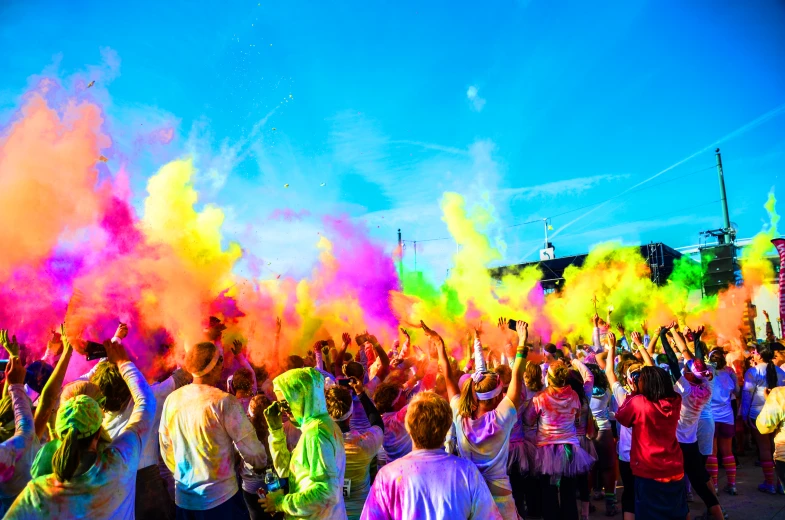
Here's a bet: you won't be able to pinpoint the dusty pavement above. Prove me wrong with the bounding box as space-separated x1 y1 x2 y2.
584 453 785 519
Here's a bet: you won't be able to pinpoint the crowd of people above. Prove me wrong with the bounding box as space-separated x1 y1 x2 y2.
0 308 782 520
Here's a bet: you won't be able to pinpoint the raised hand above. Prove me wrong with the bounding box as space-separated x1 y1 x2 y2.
616 323 626 336
105 338 130 365
400 328 410 341
641 320 649 336
59 324 72 352
263 401 283 431
0 330 19 357
6 356 26 385
694 325 705 338
474 321 483 338
592 313 600 327
341 333 351 348
631 331 643 347
516 321 528 345
275 317 282 335
232 339 244 355
115 323 129 340
607 331 617 349
763 310 770 320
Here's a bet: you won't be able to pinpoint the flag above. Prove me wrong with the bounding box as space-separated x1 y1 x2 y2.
772 238 785 334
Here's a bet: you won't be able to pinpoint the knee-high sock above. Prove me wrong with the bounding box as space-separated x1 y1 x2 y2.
722 456 736 486
762 460 776 486
706 455 718 487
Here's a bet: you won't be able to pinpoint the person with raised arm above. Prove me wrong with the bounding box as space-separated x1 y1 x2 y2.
605 331 642 520
615 366 687 520
7 338 154 519
706 346 739 495
0 357 34 507
325 377 384 520
432 320 527 520
160 341 267 518
661 324 723 520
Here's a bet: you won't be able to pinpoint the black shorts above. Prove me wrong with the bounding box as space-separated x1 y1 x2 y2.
634 476 689 520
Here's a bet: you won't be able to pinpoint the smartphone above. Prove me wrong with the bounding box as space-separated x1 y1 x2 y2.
0 360 8 371
320 340 329 348
85 341 107 361
508 319 517 332
338 378 351 387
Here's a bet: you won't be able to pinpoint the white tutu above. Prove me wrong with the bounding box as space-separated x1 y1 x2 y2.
534 442 596 478
507 439 536 474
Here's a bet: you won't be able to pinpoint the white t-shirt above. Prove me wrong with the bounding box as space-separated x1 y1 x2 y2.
611 382 632 462
674 376 712 444
710 368 737 425
450 395 517 492
104 377 176 469
381 406 412 463
590 390 613 431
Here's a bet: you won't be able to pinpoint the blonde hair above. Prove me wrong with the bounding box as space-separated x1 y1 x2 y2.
405 392 452 449
546 361 570 388
457 373 500 419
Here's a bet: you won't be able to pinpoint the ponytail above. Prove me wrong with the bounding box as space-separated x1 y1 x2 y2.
765 362 778 391
53 429 96 482
52 429 80 482
457 377 478 419
756 344 778 390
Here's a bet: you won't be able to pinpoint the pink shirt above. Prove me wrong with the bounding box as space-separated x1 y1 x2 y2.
524 386 580 446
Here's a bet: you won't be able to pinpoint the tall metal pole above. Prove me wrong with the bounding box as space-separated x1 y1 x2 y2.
543 218 549 249
397 229 403 280
715 148 732 243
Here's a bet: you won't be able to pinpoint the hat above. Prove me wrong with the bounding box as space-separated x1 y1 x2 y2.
25 361 54 394
56 395 104 440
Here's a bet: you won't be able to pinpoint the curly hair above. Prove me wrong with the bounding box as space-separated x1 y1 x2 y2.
325 386 353 421
231 368 254 394
373 382 402 414
405 391 452 450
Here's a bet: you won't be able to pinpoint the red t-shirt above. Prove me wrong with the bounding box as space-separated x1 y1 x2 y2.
615 393 684 480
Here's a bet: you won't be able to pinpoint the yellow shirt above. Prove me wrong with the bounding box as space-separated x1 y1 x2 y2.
756 386 785 462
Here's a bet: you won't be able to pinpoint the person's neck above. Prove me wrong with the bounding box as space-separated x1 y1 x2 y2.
193 377 216 386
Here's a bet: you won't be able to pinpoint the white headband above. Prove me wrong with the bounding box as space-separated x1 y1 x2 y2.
191 347 222 377
476 383 503 401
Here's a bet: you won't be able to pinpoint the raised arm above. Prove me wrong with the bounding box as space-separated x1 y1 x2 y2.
423 321 459 400
34 323 77 438
631 331 654 367
333 333 350 377
369 337 390 381
659 325 682 383
350 378 384 432
106 340 155 465
604 339 617 387
0 358 34 482
506 321 528 408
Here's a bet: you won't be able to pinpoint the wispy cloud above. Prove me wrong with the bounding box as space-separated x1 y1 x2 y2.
499 174 628 200
466 85 486 112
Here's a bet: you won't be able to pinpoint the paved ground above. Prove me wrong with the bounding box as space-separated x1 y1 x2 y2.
586 454 785 519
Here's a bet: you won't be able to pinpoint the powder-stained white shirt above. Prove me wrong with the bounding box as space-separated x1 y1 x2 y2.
159 384 267 510
675 376 711 444
7 361 153 520
451 395 517 492
104 377 176 469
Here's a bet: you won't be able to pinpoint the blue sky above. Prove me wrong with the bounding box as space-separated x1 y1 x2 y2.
1 0 784 281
